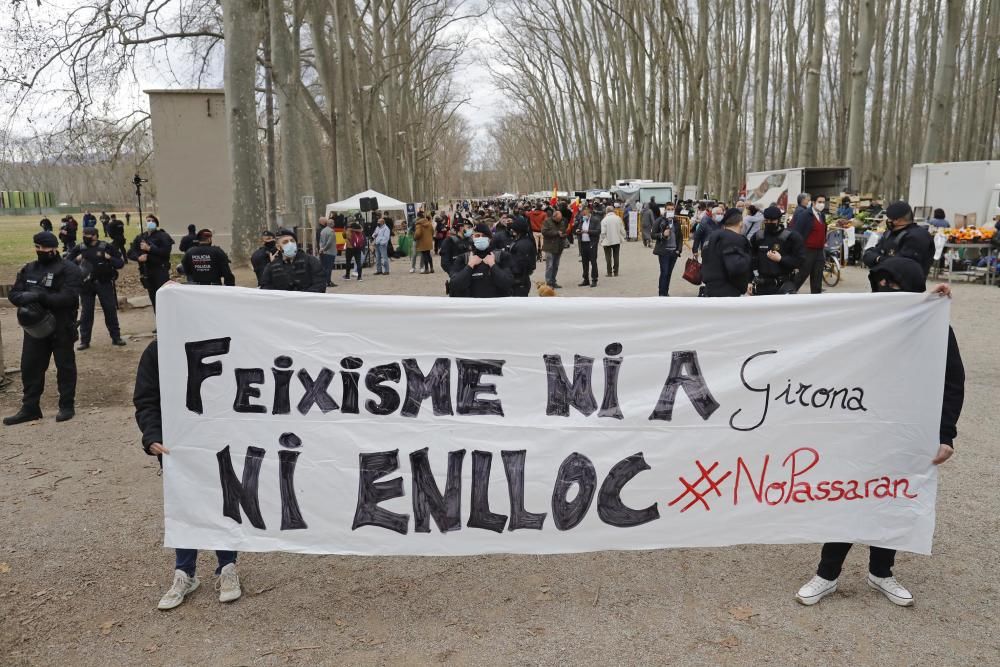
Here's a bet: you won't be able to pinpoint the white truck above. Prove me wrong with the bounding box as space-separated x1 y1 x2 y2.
908 161 1000 227
743 166 851 211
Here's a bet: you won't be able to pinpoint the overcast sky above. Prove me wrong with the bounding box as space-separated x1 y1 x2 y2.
3 0 503 150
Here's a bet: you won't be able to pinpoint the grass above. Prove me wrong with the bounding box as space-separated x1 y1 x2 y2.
0 212 138 283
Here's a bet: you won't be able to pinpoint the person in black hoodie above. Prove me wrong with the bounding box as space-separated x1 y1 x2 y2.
133 340 242 610
508 218 537 296
178 224 198 253
439 220 470 275
250 230 279 285
448 223 514 298
796 256 965 608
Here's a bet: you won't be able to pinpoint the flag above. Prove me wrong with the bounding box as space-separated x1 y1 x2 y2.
550 182 558 206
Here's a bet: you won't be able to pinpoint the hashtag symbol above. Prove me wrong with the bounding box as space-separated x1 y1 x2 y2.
668 460 732 513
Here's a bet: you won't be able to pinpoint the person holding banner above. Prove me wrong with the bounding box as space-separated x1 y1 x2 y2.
796 257 965 607
133 339 244 610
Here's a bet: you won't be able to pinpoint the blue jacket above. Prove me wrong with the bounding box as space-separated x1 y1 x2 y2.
692 214 720 253
790 205 815 241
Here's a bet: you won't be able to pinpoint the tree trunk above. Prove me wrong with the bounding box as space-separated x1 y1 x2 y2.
845 0 875 191
922 0 965 162
221 0 265 263
797 0 825 166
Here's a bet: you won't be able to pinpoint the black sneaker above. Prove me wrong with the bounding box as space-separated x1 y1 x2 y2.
77 343 90 351
590 282 598 288
578 281 590 287
55 407 75 423
3 408 43 426
553 283 563 289
112 338 127 346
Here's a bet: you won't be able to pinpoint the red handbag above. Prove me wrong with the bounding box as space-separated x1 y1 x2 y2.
682 257 702 285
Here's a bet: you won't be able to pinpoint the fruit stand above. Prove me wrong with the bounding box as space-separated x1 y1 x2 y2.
940 227 997 286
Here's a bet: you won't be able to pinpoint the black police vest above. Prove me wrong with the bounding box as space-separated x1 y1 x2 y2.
268 255 312 290
754 229 792 278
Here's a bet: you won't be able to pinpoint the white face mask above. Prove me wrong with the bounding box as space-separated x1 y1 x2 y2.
816 203 826 212
713 214 723 223
665 210 675 218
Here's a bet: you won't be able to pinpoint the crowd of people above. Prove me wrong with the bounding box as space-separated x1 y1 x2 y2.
2 188 971 613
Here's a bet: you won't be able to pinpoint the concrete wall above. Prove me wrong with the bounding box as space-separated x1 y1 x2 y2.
145 90 232 251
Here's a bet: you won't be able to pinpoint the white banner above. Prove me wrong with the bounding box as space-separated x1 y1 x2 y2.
158 286 950 556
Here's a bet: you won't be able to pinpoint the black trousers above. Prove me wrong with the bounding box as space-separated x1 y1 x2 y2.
79 282 120 344
21 329 76 411
111 236 127 259
512 277 530 297
603 244 620 276
795 248 824 294
704 283 742 297
145 268 170 312
579 240 598 283
818 542 896 580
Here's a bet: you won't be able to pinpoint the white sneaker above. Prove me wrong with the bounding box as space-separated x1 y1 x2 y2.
216 563 242 603
795 575 838 605
158 570 199 610
867 574 913 606
409 268 415 273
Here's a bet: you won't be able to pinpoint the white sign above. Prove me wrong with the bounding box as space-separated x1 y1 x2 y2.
628 210 638 238
158 286 950 556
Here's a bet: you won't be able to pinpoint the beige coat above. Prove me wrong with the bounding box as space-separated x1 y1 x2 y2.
600 213 627 246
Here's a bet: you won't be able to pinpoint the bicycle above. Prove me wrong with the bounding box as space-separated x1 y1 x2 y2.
823 246 841 287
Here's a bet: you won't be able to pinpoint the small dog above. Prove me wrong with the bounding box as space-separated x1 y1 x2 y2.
536 281 557 297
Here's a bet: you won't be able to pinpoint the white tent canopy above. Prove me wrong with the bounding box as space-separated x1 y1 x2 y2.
326 189 407 216
497 192 519 199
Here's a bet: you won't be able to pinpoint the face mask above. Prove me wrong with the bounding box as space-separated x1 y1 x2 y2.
146 222 157 231
473 237 490 251
37 250 58 263
84 237 96 245
713 214 723 223
764 222 779 232
282 242 298 258
816 203 826 212
464 229 473 238
264 240 276 249
666 210 675 218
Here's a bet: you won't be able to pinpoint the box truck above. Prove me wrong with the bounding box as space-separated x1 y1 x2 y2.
743 167 851 211
908 161 1000 227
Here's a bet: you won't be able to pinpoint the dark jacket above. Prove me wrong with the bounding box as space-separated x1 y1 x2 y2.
575 211 603 242
692 215 721 253
863 223 935 277
251 244 278 284
700 229 752 296
440 235 470 275
941 327 965 446
448 248 514 298
652 216 683 257
127 230 175 273
751 226 805 279
108 218 125 240
179 232 198 253
508 235 537 280
66 239 125 285
541 216 567 255
260 251 326 292
790 205 814 242
9 257 82 331
133 340 162 455
493 225 512 250
182 244 236 286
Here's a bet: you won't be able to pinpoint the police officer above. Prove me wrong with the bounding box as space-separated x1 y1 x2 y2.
181 229 236 286
127 214 174 311
66 227 127 350
259 228 326 292
4 232 82 425
448 224 514 298
508 218 537 296
863 200 935 280
700 207 753 297
251 230 279 286
440 219 471 275
749 206 806 295
107 214 128 260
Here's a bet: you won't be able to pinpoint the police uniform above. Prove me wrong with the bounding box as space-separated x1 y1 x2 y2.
863 200 935 280
700 210 753 297
107 217 128 259
181 231 236 286
751 207 806 295
251 233 279 286
127 227 175 310
4 232 82 424
66 232 126 347
507 219 537 296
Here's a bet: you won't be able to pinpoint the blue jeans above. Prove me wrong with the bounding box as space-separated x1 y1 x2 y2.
175 549 236 577
658 253 678 296
374 244 389 273
321 253 336 283
544 252 562 287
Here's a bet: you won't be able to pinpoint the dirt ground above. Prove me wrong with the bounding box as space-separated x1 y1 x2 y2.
1 241 998 666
